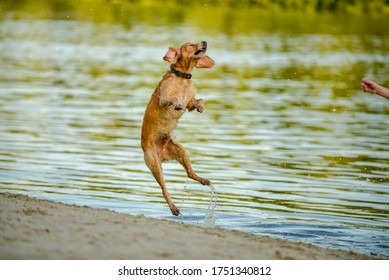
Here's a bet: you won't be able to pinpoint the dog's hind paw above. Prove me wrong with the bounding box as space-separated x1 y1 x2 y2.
170 204 181 216
199 177 211 186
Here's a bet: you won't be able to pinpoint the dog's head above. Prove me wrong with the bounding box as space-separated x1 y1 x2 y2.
163 41 215 72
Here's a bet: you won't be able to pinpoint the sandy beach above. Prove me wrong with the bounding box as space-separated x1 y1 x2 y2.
0 192 372 260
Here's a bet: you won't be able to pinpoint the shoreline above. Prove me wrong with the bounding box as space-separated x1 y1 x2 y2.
0 192 372 260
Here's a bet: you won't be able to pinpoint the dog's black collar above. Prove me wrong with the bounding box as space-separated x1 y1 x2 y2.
170 66 192 79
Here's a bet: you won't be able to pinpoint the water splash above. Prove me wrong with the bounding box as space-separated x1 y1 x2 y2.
201 183 217 228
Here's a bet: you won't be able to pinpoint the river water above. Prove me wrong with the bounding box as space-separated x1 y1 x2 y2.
1 2 388 258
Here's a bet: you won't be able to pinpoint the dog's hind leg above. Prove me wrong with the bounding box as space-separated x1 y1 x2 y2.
164 139 211 186
144 147 180 216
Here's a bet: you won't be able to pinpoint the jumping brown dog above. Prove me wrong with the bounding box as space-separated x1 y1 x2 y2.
141 41 215 216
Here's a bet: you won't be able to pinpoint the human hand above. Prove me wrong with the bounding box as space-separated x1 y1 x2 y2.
361 77 379 94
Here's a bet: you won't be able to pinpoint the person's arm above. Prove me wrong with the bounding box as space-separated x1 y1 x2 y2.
362 77 389 99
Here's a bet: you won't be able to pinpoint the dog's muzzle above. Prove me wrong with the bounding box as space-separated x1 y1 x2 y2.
194 41 207 55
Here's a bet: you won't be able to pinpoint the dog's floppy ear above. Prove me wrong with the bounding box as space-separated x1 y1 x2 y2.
196 55 215 68
163 47 180 64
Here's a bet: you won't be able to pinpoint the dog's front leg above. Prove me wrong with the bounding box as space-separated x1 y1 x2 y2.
195 98 205 113
188 98 205 113
159 96 183 110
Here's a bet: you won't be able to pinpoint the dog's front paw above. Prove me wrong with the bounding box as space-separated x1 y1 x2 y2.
196 99 205 113
196 103 204 113
173 103 183 110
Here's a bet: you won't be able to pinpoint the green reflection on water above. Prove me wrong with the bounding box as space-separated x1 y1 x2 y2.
2 0 389 35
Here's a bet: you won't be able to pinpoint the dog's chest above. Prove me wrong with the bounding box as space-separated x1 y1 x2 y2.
177 86 193 105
